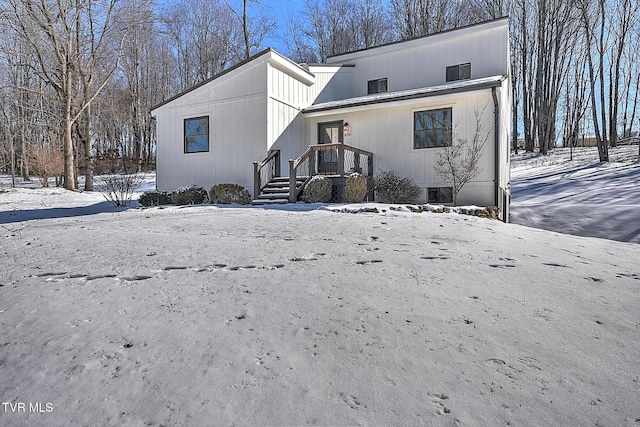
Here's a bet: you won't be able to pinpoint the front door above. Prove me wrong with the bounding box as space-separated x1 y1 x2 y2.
318 121 343 174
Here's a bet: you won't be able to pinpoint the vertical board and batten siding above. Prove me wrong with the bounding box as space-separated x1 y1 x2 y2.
327 19 509 98
266 63 310 167
153 57 269 194
305 90 497 206
268 64 355 168
307 66 354 104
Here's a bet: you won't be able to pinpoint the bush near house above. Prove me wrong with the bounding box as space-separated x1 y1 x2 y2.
171 185 209 205
374 170 422 204
343 173 368 203
209 183 251 205
301 176 332 203
138 190 173 207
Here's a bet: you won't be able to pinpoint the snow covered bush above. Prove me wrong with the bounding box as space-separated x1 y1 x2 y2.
343 173 368 203
209 183 251 205
171 185 209 205
138 190 173 207
374 170 422 204
98 173 143 207
301 176 332 203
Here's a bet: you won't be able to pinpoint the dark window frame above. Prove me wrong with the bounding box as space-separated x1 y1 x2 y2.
446 63 471 82
367 77 388 94
428 187 453 204
413 107 452 149
184 116 210 153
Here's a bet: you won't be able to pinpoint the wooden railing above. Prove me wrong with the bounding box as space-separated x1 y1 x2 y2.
252 149 280 200
289 144 374 202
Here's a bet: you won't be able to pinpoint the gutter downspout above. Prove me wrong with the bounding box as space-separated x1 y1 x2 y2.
491 86 503 222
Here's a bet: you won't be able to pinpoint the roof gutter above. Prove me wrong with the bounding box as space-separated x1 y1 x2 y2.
491 86 503 222
304 76 506 115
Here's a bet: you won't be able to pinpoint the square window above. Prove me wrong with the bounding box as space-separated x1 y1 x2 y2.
184 116 209 153
414 108 452 149
367 78 388 94
446 63 471 82
428 187 453 203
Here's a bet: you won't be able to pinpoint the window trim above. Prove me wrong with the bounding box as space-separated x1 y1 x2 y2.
413 107 453 149
367 77 388 94
446 63 471 82
428 187 453 204
184 116 210 154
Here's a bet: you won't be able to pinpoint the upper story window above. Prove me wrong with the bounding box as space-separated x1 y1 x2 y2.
446 63 471 82
414 107 452 149
184 116 209 153
367 78 388 94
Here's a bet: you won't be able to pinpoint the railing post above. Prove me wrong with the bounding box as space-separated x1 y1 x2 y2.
289 159 296 203
367 154 374 201
274 150 281 177
337 143 345 176
253 161 260 200
310 148 316 176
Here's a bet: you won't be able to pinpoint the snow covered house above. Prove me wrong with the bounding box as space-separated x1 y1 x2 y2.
150 17 511 221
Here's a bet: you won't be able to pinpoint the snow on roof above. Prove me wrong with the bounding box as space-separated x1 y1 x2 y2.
303 75 507 114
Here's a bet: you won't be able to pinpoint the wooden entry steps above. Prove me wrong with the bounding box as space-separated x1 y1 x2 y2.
252 177 308 205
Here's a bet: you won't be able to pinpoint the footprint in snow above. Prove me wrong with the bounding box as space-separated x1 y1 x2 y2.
33 272 68 278
428 393 451 415
121 275 153 282
542 262 571 268
356 260 383 265
290 253 326 262
86 274 118 281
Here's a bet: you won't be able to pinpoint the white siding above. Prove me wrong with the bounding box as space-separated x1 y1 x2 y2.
153 57 269 194
307 66 354 104
328 19 509 98
304 90 498 206
266 63 311 168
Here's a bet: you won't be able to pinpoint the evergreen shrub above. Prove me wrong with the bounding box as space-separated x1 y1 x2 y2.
209 183 251 205
301 176 332 203
374 170 422 204
171 185 209 205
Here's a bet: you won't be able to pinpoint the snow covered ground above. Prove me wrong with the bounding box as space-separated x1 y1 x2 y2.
511 145 640 244
1 157 639 426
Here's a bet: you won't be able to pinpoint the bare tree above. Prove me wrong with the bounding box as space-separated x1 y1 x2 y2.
289 0 391 63
163 0 237 89
3 0 129 190
28 137 64 187
224 0 275 61
434 107 489 206
390 0 455 39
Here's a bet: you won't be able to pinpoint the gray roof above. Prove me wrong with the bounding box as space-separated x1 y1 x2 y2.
303 75 507 114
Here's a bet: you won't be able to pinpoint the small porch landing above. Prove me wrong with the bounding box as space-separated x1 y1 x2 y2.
252 144 374 205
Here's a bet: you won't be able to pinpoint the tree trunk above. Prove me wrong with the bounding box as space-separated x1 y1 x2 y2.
84 102 94 191
63 92 76 191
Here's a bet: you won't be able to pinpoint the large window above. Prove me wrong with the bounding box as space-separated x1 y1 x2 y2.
446 63 471 82
414 108 452 149
367 78 388 94
184 116 209 153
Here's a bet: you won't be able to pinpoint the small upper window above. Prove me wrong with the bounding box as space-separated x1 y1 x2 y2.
184 116 209 153
446 63 471 82
414 108 452 149
367 78 388 94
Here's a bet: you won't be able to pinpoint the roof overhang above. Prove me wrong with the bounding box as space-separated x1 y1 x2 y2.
267 52 315 86
303 75 507 117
